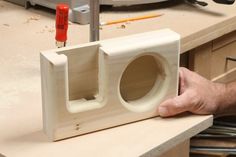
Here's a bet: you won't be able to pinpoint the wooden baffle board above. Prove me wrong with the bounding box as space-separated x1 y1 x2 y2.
40 29 180 141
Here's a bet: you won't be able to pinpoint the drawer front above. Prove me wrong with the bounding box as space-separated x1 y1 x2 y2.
211 40 236 79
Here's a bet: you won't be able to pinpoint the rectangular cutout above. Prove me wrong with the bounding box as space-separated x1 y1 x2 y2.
57 45 99 101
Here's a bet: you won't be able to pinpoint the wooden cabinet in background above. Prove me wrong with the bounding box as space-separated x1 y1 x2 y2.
189 31 236 83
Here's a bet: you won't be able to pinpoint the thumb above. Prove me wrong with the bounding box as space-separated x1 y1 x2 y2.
157 91 192 117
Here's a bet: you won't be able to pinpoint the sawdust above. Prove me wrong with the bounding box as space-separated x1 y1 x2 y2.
45 25 55 33
36 26 55 34
48 28 55 33
36 29 45 34
116 21 131 29
117 24 126 29
24 15 41 23
68 21 73 25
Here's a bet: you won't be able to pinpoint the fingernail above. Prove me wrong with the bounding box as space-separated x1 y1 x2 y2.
158 106 168 116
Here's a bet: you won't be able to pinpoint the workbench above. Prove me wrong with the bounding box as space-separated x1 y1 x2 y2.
0 0 236 156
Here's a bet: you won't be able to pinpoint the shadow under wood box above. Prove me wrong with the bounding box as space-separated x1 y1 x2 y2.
40 29 180 141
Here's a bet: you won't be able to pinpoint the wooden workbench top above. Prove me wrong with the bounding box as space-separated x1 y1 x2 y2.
2 0 236 156
99 0 236 53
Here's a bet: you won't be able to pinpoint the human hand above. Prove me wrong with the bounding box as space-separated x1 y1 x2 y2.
157 67 226 117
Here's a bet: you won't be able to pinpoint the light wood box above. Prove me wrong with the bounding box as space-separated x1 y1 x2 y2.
40 29 180 141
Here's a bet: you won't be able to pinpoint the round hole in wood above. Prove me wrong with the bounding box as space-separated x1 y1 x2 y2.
119 55 164 102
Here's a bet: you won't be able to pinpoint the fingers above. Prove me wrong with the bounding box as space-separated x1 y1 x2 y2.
157 67 191 117
157 91 192 117
157 67 201 117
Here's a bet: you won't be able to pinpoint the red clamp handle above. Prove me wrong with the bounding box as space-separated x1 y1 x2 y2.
55 4 69 42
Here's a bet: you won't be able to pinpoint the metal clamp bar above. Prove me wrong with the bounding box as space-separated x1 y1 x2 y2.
89 0 100 42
